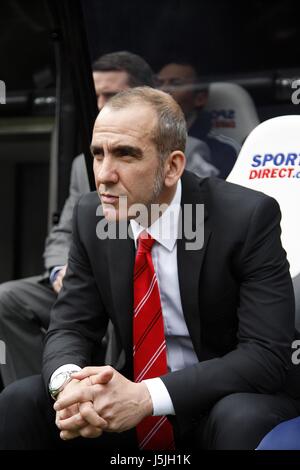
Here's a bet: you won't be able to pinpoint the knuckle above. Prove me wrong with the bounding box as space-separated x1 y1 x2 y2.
102 410 113 423
93 383 103 394
60 431 69 440
107 421 117 433
80 426 100 438
100 416 108 427
80 407 91 420
59 410 68 419
75 414 84 425
77 388 86 399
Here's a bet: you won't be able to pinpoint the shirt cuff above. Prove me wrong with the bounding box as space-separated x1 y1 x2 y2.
49 266 65 285
50 364 82 385
143 378 175 416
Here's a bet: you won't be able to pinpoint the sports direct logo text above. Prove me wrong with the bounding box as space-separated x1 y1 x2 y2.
249 152 300 180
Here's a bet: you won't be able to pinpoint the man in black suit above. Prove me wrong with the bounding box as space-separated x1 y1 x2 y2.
0 87 299 450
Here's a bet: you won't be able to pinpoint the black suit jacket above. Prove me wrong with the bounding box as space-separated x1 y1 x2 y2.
43 171 296 431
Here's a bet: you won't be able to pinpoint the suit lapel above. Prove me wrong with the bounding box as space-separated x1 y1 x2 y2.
177 172 211 358
107 226 135 359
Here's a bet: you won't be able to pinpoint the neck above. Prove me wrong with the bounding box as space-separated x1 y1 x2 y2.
139 183 178 228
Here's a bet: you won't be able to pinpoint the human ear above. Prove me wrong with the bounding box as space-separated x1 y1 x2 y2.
164 151 186 187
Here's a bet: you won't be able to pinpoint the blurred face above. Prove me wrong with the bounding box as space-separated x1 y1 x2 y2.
92 70 130 110
91 103 167 222
157 63 206 118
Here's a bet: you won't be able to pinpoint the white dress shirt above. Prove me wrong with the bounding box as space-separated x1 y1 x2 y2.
51 179 199 416
130 180 198 415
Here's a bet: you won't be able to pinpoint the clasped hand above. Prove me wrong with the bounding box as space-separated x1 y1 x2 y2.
54 366 153 440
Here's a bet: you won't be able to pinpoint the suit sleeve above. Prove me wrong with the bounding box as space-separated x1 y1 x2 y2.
42 197 108 387
43 155 89 270
161 196 295 425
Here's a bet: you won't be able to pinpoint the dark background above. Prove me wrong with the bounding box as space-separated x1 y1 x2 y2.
1 0 299 88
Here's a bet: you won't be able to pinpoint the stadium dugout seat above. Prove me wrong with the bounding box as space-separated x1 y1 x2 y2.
205 82 260 147
226 115 300 329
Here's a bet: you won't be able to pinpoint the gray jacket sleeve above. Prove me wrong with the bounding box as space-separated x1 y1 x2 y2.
43 154 90 270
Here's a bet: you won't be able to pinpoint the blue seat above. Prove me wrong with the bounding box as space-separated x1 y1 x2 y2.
256 416 300 450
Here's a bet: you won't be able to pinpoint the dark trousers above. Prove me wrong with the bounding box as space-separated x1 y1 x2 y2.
0 276 55 386
0 277 120 388
0 375 300 450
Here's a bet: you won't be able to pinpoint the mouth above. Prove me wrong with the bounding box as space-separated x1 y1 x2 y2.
100 193 119 204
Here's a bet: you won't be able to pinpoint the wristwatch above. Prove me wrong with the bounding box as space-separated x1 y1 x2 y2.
49 370 77 400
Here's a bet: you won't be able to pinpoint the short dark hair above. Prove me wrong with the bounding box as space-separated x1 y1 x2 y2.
158 58 209 94
92 51 155 88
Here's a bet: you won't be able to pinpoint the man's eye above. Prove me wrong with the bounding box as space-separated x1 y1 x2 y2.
93 153 104 160
116 150 130 157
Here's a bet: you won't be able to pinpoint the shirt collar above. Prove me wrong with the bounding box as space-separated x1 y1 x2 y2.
130 179 182 252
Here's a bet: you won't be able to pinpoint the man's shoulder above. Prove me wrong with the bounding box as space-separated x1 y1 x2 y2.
73 192 104 243
183 171 278 215
209 175 275 203
72 153 85 166
78 190 99 203
205 134 238 160
206 176 267 200
208 132 240 155
76 191 100 215
206 176 280 222
189 110 240 155
70 153 86 175
184 169 268 198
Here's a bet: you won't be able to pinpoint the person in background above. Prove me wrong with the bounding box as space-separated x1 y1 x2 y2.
157 61 240 178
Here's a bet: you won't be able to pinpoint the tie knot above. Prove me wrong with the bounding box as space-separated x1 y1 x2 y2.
137 231 155 254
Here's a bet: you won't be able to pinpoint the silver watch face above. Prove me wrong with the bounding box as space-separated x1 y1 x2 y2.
50 371 69 393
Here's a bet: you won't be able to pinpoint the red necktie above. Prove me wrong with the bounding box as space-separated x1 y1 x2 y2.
133 231 175 450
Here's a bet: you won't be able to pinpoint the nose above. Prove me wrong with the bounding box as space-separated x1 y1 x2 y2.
93 155 119 186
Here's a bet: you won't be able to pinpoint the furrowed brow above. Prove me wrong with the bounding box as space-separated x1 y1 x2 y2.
90 144 104 156
113 145 143 158
90 144 143 158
